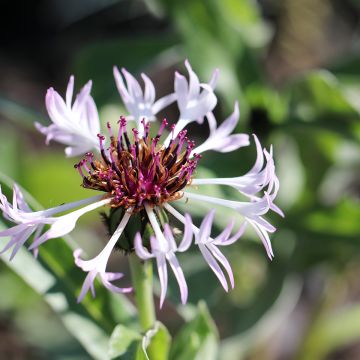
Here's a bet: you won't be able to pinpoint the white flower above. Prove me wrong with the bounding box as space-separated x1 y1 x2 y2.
113 66 176 127
182 192 277 259
1 62 283 306
134 204 192 307
73 209 133 302
0 183 107 258
164 205 246 291
35 76 100 157
192 102 250 155
164 60 219 145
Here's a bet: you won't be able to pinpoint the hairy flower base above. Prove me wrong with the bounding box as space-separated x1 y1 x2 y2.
76 118 200 212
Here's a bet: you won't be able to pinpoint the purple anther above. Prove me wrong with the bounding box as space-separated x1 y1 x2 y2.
117 116 126 142
157 118 168 138
151 137 160 154
75 162 85 178
82 160 91 174
132 128 139 142
97 133 111 165
97 133 105 149
177 130 187 155
140 118 150 141
107 122 114 139
118 116 127 128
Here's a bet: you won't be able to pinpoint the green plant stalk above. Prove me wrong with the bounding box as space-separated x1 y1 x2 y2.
129 254 156 332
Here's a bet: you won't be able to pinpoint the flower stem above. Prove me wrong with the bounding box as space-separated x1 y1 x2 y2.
129 254 156 331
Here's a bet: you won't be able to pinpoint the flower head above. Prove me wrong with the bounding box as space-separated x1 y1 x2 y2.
1 60 283 307
76 117 200 211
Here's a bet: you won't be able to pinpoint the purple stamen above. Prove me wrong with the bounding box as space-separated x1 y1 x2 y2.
74 163 85 178
97 134 111 165
107 122 114 140
157 119 168 138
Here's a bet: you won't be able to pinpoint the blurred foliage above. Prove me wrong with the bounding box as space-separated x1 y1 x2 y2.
1 0 360 359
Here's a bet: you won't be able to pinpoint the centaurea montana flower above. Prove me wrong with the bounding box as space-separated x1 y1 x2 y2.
0 61 283 307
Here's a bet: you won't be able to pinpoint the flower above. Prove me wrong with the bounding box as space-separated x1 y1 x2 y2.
113 67 177 127
73 208 133 302
191 102 250 155
35 76 100 157
163 205 246 292
0 184 107 258
1 60 283 307
164 60 218 144
134 204 193 307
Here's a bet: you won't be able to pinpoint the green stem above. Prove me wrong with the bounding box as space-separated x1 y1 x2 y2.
129 254 156 331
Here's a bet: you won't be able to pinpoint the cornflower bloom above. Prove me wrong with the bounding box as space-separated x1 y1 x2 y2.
0 61 282 307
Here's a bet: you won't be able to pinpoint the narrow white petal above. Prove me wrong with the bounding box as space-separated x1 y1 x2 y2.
156 254 168 308
207 243 234 289
144 203 168 252
29 198 111 249
152 93 176 114
199 244 228 292
134 233 154 260
122 68 143 99
166 252 188 304
113 66 131 102
66 75 74 108
177 214 193 252
198 209 215 244
185 60 200 99
141 73 156 104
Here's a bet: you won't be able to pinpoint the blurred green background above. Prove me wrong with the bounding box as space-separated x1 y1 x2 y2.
1 0 360 359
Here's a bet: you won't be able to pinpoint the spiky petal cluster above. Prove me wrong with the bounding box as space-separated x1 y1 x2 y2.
75 118 200 211
0 60 283 307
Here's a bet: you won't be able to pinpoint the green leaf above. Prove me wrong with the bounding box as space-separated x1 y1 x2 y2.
108 321 171 360
141 321 171 360
108 324 141 359
170 302 218 360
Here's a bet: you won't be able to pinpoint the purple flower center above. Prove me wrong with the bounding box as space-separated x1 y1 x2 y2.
75 117 201 211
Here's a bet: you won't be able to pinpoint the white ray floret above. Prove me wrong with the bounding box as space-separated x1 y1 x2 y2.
164 60 219 144
0 184 105 258
192 102 250 155
35 76 100 157
74 208 133 302
134 203 192 307
113 66 176 128
182 192 276 259
164 204 246 291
